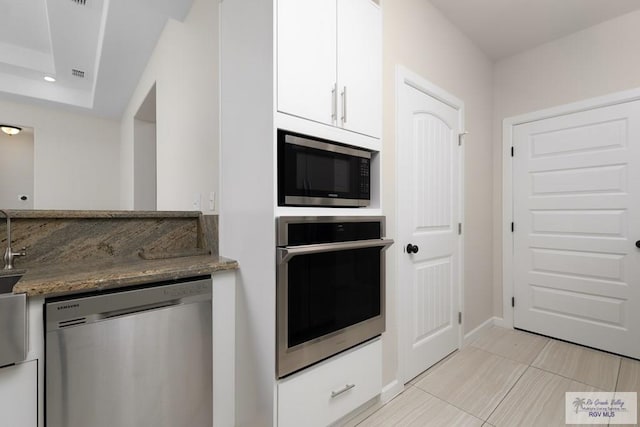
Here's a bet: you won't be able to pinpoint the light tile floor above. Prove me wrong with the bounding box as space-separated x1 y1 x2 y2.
356 326 640 427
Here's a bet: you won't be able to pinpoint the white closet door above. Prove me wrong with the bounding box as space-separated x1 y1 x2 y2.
398 82 462 383
513 100 640 359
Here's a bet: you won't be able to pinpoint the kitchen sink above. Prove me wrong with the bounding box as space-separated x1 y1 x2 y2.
0 271 27 366
0 271 24 294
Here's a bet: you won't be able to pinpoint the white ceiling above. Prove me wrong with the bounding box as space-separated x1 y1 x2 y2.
429 0 640 60
0 0 193 118
5 0 639 117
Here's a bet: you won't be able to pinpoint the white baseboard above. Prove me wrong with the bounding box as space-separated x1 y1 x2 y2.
380 379 404 403
493 316 512 329
338 380 405 427
463 316 499 346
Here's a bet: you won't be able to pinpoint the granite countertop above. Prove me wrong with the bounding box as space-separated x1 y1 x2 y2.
1 209 201 219
12 255 238 297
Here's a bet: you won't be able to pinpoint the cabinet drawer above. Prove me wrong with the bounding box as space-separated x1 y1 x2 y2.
277 339 381 427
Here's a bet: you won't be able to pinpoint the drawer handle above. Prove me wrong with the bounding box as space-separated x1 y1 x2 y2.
330 383 355 399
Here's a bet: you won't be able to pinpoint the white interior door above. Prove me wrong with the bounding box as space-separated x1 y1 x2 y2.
398 74 462 383
513 100 640 359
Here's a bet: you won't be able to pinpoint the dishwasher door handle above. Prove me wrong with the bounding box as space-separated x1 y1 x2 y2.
102 300 179 319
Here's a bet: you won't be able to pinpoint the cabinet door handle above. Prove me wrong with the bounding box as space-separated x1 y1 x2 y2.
341 86 347 125
330 383 355 399
331 83 337 124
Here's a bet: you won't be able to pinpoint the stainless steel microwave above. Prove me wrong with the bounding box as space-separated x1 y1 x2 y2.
277 130 371 207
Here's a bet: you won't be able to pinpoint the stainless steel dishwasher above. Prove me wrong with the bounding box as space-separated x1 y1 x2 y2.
45 277 212 427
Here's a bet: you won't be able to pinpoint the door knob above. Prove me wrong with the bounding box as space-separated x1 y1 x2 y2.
406 244 419 254
636 240 640 249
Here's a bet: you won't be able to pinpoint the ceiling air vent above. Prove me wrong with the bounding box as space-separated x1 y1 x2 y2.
71 0 87 5
72 69 85 78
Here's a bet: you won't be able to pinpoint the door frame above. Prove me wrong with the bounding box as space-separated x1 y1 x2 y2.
501 87 640 328
395 66 465 385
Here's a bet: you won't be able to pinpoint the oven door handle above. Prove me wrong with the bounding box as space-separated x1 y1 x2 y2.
277 238 394 264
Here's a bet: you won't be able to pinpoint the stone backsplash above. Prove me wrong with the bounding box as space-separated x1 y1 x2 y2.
0 210 218 270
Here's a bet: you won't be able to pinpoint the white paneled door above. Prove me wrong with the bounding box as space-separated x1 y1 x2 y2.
513 100 640 359
398 72 463 383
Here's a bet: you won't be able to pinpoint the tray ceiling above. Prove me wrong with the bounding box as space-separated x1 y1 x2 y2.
0 0 193 118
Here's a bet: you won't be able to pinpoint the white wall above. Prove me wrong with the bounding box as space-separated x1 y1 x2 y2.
133 119 157 210
492 10 640 318
382 0 494 386
0 98 120 210
120 0 219 213
0 128 34 209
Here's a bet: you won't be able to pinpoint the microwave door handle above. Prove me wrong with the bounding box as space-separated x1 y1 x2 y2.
277 238 394 264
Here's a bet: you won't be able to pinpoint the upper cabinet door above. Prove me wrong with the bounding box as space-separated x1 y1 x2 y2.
277 0 337 126
337 0 381 138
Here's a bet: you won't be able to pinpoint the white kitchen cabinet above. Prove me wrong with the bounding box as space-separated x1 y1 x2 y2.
336 0 382 138
0 360 37 427
221 1 384 424
277 339 381 427
277 0 337 127
277 0 381 138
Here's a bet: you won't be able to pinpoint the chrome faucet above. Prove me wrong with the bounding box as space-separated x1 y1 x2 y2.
0 210 26 270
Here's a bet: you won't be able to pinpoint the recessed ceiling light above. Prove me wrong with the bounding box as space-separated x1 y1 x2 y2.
44 76 56 82
1 125 22 136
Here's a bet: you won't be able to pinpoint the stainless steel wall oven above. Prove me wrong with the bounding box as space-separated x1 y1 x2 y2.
276 216 393 378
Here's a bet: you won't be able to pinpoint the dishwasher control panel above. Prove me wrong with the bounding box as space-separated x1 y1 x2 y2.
45 276 212 332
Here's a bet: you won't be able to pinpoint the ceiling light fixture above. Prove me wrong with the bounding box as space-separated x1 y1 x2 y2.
1 126 22 136
44 75 56 82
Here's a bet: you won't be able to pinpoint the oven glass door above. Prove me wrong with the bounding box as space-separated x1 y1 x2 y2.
286 246 381 348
